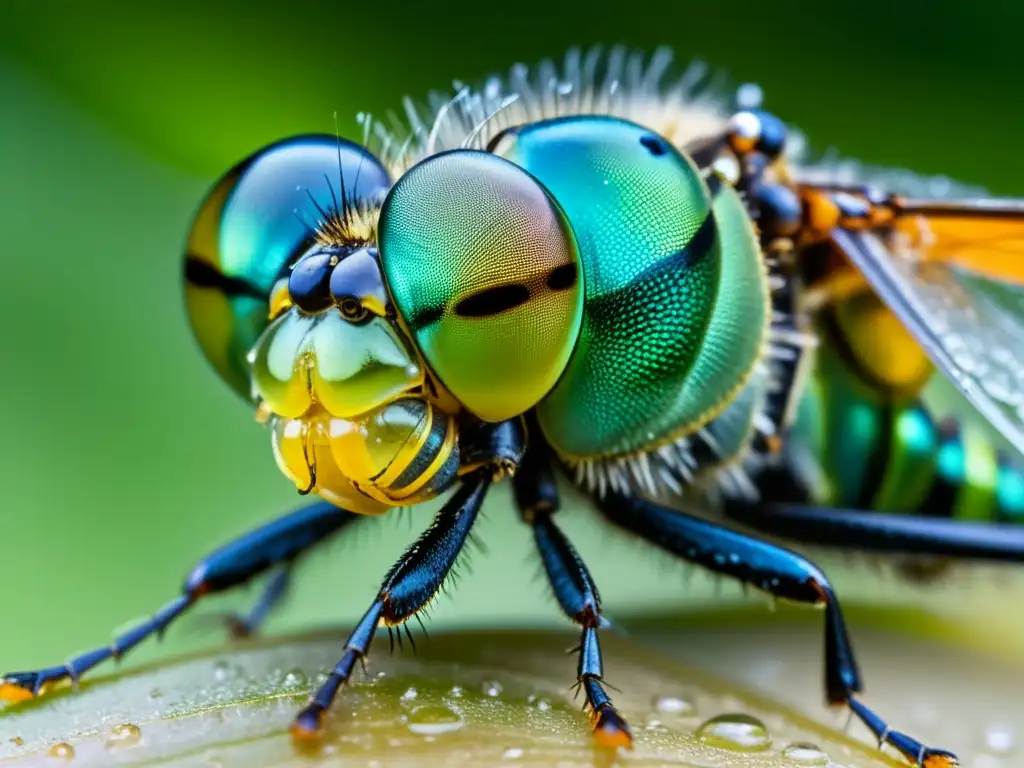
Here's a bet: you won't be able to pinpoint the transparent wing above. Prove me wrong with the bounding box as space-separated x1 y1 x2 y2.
831 209 1024 456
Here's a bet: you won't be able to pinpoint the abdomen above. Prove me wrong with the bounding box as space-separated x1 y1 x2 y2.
788 301 1024 524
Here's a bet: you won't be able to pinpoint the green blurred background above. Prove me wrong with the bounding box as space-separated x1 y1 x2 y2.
2 0 1024 676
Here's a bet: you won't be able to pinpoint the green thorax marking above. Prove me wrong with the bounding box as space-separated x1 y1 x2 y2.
494 116 768 458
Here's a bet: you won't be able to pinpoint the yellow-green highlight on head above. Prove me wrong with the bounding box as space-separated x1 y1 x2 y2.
378 150 584 423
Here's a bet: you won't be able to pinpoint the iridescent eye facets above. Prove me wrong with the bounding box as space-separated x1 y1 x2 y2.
378 149 583 423
183 135 390 399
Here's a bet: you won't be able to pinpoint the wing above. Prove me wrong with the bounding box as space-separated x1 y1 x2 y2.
829 200 1024 456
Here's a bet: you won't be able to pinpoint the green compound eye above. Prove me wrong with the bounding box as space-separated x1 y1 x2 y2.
493 115 767 458
378 150 584 423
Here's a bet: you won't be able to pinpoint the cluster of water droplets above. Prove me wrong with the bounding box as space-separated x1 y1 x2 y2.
8 651 1016 767
641 692 835 764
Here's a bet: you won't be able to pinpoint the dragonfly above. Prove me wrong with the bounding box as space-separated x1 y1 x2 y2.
5 46 1024 767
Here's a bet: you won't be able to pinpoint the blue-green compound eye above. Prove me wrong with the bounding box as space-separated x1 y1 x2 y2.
378 150 584 423
183 136 390 399
492 116 768 458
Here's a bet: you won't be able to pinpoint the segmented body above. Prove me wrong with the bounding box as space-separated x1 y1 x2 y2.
786 298 1024 527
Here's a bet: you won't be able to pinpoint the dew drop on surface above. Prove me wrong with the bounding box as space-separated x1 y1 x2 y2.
644 717 668 733
696 713 771 752
781 742 829 765
502 747 525 759
213 659 231 682
107 723 142 747
282 668 307 688
652 694 695 717
449 685 463 698
400 687 418 702
482 680 503 697
406 704 465 736
48 743 75 759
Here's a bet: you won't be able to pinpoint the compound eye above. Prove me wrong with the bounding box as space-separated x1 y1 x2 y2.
378 150 584 422
288 249 336 313
182 134 390 399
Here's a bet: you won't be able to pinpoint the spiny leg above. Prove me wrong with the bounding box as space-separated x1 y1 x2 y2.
513 439 632 749
292 471 490 740
0 501 359 702
594 491 958 768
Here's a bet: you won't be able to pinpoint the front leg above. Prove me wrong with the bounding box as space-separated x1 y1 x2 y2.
512 439 632 749
292 471 490 738
594 491 958 768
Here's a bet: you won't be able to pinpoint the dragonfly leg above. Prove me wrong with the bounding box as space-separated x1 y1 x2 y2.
0 501 358 702
594 490 959 768
512 440 632 749
725 497 1024 563
291 471 491 740
213 566 294 639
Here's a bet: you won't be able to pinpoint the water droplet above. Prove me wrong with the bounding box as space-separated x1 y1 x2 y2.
400 687 418 702
696 713 771 752
48 743 75 759
9 736 24 746
482 680 503 697
782 742 829 765
533 697 551 712
502 747 525 759
406 704 465 736
448 685 463 698
107 723 141 747
644 717 668 733
985 724 1016 755
282 668 307 688
652 694 695 716
213 660 231 682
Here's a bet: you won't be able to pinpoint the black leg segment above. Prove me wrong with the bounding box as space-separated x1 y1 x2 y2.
291 471 491 740
214 566 294 639
726 499 1024 563
594 491 958 768
513 443 632 749
0 501 359 702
